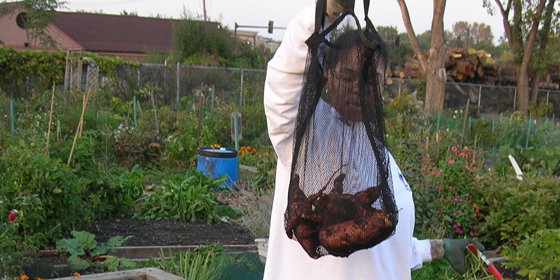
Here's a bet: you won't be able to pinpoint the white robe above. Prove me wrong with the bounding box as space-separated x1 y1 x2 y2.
263 5 432 280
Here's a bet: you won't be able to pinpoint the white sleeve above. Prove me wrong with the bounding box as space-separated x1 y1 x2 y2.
410 237 433 270
263 5 316 168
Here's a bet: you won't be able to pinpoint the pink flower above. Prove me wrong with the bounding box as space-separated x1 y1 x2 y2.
435 181 439 185
473 226 478 231
8 210 18 222
451 146 457 152
437 186 442 192
441 195 445 199
465 193 470 198
453 213 457 216
449 159 454 164
456 210 461 214
437 171 441 176
469 232 474 237
407 168 412 172
457 223 461 227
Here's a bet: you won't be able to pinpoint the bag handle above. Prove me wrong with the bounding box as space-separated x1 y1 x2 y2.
314 0 371 33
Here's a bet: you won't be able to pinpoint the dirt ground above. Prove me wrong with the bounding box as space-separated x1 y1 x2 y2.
89 217 257 246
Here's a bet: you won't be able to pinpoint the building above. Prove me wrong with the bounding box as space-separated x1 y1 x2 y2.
0 2 221 61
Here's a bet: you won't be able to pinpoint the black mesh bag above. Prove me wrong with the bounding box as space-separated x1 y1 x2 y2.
284 0 399 259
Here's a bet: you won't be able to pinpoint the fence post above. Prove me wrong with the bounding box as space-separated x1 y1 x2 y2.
240 69 244 107
478 86 482 113
176 62 180 106
211 84 215 113
10 99 14 136
526 114 531 149
133 95 137 130
398 81 402 97
513 89 517 111
492 119 495 155
137 67 140 86
546 91 550 105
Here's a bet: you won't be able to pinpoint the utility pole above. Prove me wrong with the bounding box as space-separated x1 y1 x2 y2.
202 0 207 22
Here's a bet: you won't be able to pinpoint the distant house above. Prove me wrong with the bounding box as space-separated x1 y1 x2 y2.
0 3 221 61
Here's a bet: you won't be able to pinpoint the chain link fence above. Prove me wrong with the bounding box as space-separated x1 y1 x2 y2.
108 63 267 109
107 64 560 121
385 78 560 120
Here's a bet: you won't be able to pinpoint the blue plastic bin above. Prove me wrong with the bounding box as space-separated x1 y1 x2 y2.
197 147 238 188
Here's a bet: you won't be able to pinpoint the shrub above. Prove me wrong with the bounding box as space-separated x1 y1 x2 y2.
0 141 90 244
475 173 560 246
502 229 560 280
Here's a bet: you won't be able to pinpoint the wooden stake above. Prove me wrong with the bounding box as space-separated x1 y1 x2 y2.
460 99 470 148
78 89 91 137
45 83 55 153
68 88 91 166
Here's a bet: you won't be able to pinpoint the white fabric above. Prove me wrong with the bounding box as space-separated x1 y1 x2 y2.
263 5 432 280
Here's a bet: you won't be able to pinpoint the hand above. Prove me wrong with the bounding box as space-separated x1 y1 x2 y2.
326 0 345 21
443 238 485 276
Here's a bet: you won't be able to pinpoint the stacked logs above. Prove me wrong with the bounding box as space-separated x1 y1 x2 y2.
389 46 560 90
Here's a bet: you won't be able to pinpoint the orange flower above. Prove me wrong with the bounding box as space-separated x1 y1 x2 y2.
37 278 43 280
73 272 81 279
20 275 29 280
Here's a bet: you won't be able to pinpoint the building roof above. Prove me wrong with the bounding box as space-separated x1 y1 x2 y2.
52 12 220 54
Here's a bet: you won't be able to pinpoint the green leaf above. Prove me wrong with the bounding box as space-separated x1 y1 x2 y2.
106 235 133 248
56 238 84 255
72 230 97 250
67 254 92 270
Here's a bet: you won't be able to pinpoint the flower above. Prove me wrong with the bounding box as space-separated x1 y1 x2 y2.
448 159 454 164
37 278 43 280
469 232 474 237
73 272 81 279
437 186 442 192
8 210 18 222
473 226 478 231
451 146 457 152
465 193 469 198
21 275 29 280
457 210 461 214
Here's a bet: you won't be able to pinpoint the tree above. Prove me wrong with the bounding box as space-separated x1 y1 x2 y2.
529 0 557 105
483 0 547 118
447 21 495 53
1 0 67 49
376 25 399 43
396 0 447 115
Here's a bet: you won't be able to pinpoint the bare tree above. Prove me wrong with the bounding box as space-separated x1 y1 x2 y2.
483 0 546 119
396 0 447 116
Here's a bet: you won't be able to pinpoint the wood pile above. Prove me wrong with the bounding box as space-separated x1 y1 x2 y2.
389 47 560 90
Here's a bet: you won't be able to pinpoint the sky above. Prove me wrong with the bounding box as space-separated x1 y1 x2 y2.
59 0 505 44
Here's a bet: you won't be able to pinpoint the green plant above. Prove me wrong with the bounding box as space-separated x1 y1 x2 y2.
137 170 227 223
475 173 560 246
86 165 145 219
0 140 90 244
529 98 553 118
56 230 135 272
145 244 225 280
502 229 560 280
250 145 277 193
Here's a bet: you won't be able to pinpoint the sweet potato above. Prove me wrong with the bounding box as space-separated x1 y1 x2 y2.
318 209 393 256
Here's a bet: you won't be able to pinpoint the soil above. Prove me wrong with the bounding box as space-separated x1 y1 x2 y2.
88 216 257 246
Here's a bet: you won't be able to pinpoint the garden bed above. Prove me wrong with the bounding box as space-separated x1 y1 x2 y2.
89 217 256 247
